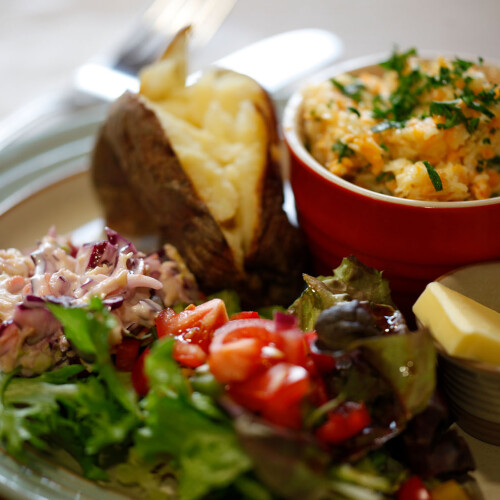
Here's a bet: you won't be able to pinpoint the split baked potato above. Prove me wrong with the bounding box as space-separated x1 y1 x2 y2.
91 28 305 306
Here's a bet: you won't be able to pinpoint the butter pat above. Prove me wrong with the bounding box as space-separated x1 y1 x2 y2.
413 281 500 365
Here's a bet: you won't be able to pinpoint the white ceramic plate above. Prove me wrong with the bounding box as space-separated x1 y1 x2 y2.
0 111 499 499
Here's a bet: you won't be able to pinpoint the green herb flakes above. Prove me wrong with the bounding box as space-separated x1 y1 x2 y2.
332 140 355 162
330 78 366 102
422 161 443 191
376 171 396 183
348 106 361 117
372 120 405 133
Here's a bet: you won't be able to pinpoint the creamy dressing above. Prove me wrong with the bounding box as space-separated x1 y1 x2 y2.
0 230 199 375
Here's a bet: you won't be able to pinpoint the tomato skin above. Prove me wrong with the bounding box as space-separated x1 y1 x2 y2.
273 327 309 368
230 311 260 320
305 332 336 373
228 362 311 429
397 476 432 500
316 402 371 444
172 341 207 368
115 338 141 371
131 348 150 396
208 317 314 384
156 299 229 368
208 319 276 383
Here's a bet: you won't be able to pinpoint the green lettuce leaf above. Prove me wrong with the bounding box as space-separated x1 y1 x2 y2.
48 297 139 416
0 299 141 479
134 338 252 500
329 256 394 306
289 256 394 331
352 331 436 418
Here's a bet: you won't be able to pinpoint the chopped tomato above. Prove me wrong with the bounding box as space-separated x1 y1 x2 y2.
208 319 275 382
273 327 309 368
115 338 141 371
228 362 311 429
208 317 312 383
316 401 371 444
156 299 229 368
230 311 260 320
131 348 150 396
305 332 336 373
397 476 432 500
173 341 207 368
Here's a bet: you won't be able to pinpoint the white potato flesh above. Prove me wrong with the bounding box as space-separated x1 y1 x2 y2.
141 70 268 269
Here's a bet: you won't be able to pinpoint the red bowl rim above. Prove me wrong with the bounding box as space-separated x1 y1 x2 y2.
282 51 500 209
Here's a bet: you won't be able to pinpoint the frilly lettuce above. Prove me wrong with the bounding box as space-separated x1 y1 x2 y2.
289 256 394 331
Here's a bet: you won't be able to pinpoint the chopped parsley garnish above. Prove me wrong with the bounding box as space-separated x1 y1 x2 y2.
330 78 366 102
380 143 389 151
332 140 355 162
422 161 443 191
310 109 321 122
452 58 474 75
461 87 496 118
483 137 491 144
376 171 396 183
486 155 500 171
370 48 498 134
375 67 425 123
372 120 405 133
380 47 417 74
348 106 361 117
426 65 453 88
429 100 480 134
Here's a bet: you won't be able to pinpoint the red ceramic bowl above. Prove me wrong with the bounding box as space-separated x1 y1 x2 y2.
282 54 500 308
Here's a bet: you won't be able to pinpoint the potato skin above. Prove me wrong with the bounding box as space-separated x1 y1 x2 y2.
91 91 306 307
92 125 157 236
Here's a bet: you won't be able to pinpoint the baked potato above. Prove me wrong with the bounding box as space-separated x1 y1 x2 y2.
91 28 306 306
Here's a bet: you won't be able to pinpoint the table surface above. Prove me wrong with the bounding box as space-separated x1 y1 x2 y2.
2 0 500 120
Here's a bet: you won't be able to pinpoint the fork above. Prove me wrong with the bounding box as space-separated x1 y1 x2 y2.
0 0 236 151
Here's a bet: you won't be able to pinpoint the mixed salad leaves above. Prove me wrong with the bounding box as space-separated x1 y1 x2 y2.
0 256 480 499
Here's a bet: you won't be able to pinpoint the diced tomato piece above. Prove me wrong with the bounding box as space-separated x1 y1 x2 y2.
397 476 432 500
131 348 150 396
173 340 207 368
305 332 336 373
228 362 311 429
156 299 228 347
156 308 176 338
273 327 309 368
316 401 371 444
208 317 313 383
115 338 141 371
209 319 274 382
230 311 260 320
156 299 229 368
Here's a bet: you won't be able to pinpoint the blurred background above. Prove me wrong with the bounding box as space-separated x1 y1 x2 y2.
2 0 500 121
